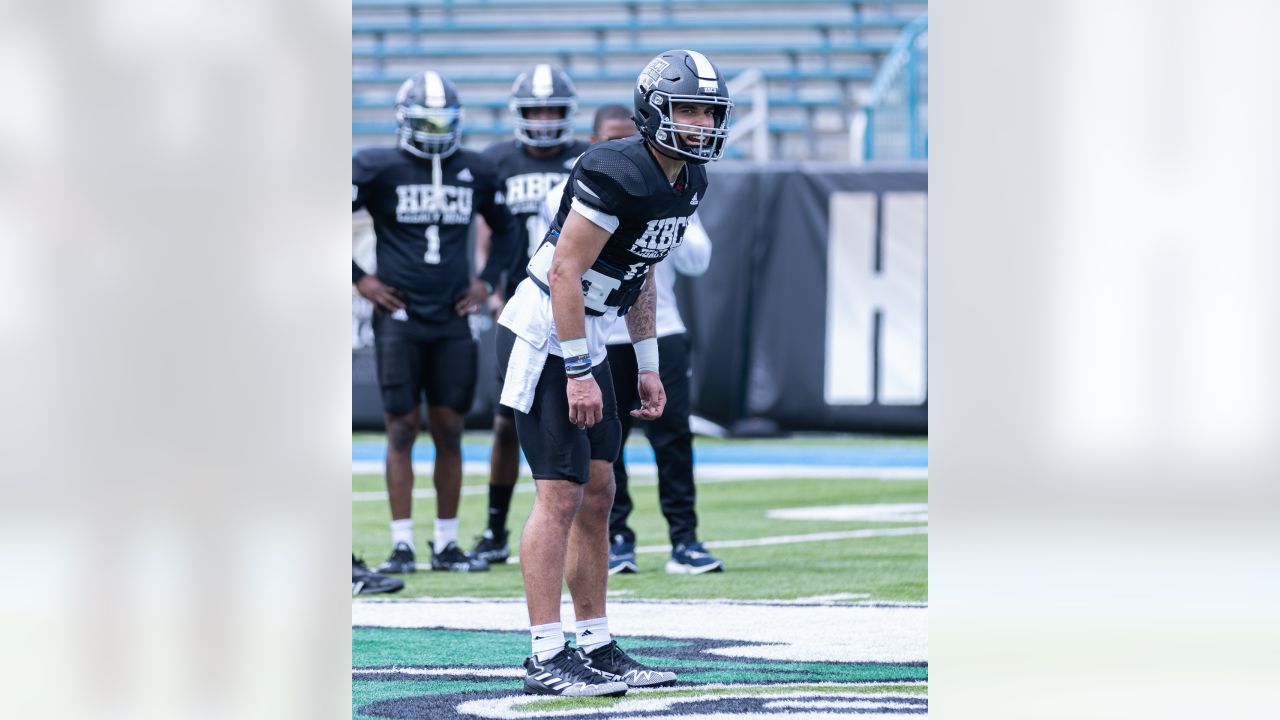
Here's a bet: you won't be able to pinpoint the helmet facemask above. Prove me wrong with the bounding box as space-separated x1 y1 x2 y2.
649 94 733 163
396 105 462 159
510 98 576 148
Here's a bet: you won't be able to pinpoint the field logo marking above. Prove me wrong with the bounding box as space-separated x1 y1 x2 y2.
354 627 927 719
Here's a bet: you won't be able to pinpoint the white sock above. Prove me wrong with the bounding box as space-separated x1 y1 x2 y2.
434 517 459 551
530 622 565 661
390 518 414 548
575 616 612 653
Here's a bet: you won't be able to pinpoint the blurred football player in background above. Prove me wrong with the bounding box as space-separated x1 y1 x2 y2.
469 65 590 565
352 70 516 574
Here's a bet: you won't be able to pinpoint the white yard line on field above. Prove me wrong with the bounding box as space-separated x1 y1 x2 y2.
506 526 927 563
352 463 925 500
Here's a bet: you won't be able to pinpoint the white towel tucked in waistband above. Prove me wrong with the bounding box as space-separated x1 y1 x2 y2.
499 332 547 413
498 280 552 413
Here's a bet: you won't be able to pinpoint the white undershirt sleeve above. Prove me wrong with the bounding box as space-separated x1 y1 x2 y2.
570 197 620 234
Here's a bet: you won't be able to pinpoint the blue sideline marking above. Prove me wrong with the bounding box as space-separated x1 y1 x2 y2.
351 442 926 467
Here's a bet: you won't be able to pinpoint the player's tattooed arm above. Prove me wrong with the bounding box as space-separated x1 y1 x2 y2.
628 265 664 419
625 265 657 342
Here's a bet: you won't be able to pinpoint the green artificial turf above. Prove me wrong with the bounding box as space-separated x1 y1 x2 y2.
353 433 926 603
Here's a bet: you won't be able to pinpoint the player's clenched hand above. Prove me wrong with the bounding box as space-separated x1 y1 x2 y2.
566 374 604 429
454 278 490 316
356 274 407 312
632 371 666 420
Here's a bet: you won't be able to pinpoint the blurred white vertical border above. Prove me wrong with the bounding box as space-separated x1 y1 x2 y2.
0 1 352 719
933 1 1280 718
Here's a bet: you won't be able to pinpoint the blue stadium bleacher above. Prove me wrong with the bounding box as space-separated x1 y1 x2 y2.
352 0 922 11
352 67 874 85
351 16 912 36
352 0 928 161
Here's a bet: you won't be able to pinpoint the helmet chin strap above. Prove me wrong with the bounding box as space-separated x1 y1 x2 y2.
645 137 686 163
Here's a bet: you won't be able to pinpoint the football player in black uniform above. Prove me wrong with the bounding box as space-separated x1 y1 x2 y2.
469 64 590 565
538 106 722 577
495 50 732 696
352 70 516 574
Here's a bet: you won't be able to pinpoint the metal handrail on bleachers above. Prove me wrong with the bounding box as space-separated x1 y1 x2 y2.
727 68 770 162
852 12 926 161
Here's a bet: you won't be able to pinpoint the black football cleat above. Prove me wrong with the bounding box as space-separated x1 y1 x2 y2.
469 528 510 564
376 542 416 574
352 555 404 595
577 641 677 687
431 541 490 572
522 644 629 697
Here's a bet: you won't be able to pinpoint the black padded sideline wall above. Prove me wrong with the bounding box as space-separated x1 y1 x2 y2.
681 162 927 433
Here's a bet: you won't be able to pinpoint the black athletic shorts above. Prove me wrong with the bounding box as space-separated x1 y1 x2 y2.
372 311 476 415
496 326 621 484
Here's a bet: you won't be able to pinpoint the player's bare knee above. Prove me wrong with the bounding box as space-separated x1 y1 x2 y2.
583 487 614 519
428 410 464 452
535 480 583 518
386 415 418 453
581 477 615 520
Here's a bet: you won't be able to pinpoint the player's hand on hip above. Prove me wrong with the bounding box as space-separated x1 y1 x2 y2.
632 371 666 420
566 374 604 429
355 274 406 312
455 278 490 316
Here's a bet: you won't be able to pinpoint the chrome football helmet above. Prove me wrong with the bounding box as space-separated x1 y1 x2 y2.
509 63 577 148
395 70 462 159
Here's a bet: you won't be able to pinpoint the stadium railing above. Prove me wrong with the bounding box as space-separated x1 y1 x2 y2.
852 13 927 161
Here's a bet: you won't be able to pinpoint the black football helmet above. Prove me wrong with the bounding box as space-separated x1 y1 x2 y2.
509 64 577 148
633 49 733 164
395 70 463 159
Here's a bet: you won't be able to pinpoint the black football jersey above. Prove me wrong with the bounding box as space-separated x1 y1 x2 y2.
482 138 590 299
353 147 515 321
528 135 708 315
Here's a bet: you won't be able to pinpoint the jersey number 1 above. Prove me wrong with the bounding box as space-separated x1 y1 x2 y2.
423 225 441 265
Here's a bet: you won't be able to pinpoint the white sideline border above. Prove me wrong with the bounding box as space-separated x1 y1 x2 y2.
506 525 928 563
352 598 928 664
